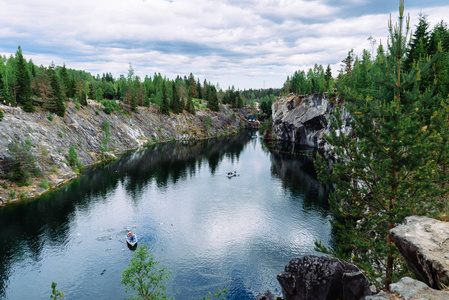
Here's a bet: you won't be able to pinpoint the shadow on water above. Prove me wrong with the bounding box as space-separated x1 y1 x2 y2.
263 140 330 215
0 131 251 298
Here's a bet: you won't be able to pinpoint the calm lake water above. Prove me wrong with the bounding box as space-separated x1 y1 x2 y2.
0 131 332 300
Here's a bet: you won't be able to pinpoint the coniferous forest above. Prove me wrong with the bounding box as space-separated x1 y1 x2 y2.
0 49 279 118
2 0 449 295
311 3 449 290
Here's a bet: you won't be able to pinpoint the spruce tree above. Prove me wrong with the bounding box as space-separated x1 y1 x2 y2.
316 0 449 289
186 91 195 115
206 85 219 111
161 81 170 115
48 63 65 117
403 13 430 72
15 46 34 112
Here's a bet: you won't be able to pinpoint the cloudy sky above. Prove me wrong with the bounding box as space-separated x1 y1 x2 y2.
1 0 449 90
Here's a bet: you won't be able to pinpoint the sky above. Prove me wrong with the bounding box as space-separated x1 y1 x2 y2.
1 0 449 90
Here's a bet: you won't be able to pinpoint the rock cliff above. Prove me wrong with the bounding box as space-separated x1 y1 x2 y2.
271 94 351 153
0 100 249 203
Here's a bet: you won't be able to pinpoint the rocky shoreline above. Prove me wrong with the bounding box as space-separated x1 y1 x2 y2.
0 100 251 204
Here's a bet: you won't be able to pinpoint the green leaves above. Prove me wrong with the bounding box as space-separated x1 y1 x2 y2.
316 1 449 289
121 244 172 300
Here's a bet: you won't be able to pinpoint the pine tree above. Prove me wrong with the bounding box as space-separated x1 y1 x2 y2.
316 1 449 289
206 85 219 111
325 65 332 89
186 91 195 115
161 81 170 115
188 73 198 98
48 63 65 117
15 46 34 112
79 90 87 106
404 13 430 72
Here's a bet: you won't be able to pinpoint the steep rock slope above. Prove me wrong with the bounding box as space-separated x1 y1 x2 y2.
271 94 351 152
0 100 248 202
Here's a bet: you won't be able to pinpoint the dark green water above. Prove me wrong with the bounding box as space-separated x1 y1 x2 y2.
0 131 332 299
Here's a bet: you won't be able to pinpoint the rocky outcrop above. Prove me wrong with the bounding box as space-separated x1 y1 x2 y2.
390 216 449 290
366 277 449 300
276 255 374 300
271 94 351 152
0 101 248 202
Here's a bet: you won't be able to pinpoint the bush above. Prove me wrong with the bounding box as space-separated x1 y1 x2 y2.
3 138 38 186
121 244 171 300
67 146 82 171
101 99 121 114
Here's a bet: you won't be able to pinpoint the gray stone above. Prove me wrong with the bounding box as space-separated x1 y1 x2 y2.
0 102 249 201
277 255 373 300
389 277 449 300
271 94 351 152
255 290 276 300
390 216 449 289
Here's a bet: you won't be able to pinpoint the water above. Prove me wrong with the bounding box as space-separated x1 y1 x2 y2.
0 131 332 300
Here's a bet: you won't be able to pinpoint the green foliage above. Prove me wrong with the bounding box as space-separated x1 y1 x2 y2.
316 1 449 289
67 146 82 171
50 282 65 300
95 87 104 101
3 137 38 186
260 117 272 134
100 121 112 158
8 190 16 199
202 289 228 300
39 178 51 189
204 116 212 132
48 63 65 117
0 109 3 122
161 81 170 115
79 90 88 106
206 85 220 111
15 46 34 112
101 99 121 114
121 243 172 300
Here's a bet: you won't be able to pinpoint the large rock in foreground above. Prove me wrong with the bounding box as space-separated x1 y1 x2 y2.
390 216 449 289
277 255 374 300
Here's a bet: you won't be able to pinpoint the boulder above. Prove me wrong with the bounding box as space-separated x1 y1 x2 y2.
255 290 276 300
277 255 374 300
390 216 449 289
389 277 449 300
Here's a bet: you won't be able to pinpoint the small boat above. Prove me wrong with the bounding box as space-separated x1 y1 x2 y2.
226 172 238 178
126 232 138 247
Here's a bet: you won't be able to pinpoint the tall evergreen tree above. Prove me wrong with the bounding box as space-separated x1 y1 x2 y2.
48 63 65 117
324 65 332 89
161 81 170 115
207 85 219 111
186 91 195 115
188 73 198 98
404 13 431 72
15 46 34 112
316 1 449 289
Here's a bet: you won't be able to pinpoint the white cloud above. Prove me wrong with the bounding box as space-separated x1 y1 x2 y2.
1 0 449 89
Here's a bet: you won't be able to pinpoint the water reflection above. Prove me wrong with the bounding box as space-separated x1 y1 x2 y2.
264 140 330 214
0 131 331 300
0 132 251 298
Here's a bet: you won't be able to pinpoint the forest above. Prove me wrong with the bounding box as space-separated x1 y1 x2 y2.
0 48 278 120
310 7 449 290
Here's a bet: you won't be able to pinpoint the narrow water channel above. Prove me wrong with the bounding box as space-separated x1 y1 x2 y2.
0 131 332 300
